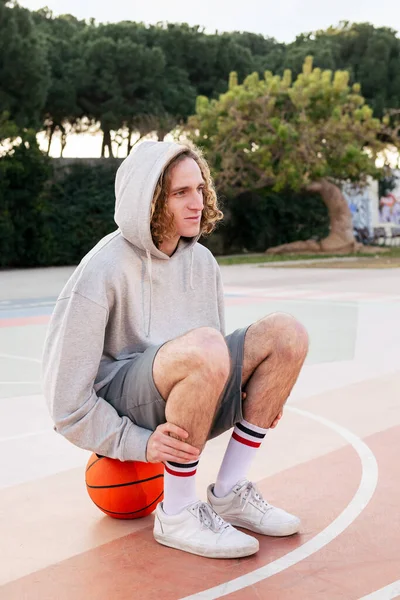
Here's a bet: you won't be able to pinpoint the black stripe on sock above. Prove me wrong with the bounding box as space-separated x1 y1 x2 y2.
236 422 266 439
167 460 199 469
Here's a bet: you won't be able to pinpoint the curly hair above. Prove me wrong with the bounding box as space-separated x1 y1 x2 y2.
150 144 223 249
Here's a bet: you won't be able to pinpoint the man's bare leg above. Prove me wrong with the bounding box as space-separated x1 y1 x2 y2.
242 312 309 427
149 327 230 514
208 313 308 537
154 326 230 448
213 312 308 498
151 326 259 558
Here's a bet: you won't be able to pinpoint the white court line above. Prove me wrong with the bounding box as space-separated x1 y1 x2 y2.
0 353 41 364
225 296 360 309
0 381 40 384
358 580 400 599
224 287 400 304
225 288 318 298
0 429 51 443
180 407 379 600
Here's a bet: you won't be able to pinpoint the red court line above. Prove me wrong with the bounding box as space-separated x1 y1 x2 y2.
1 298 264 327
0 289 376 329
0 315 50 328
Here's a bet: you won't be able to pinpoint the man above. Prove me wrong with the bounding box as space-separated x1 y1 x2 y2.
43 140 308 559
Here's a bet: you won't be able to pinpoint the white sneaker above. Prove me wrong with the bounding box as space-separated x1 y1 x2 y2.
153 500 259 559
208 479 301 537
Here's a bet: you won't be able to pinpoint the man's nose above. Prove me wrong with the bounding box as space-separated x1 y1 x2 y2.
188 192 204 210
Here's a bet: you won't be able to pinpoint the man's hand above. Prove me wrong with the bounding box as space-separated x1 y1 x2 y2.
146 422 200 464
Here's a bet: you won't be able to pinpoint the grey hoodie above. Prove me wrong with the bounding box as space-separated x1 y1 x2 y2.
42 141 225 463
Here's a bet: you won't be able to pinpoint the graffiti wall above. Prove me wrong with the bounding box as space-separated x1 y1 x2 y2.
342 180 378 242
379 170 400 226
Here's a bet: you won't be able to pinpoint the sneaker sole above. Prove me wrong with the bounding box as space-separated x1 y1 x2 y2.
224 516 300 537
154 533 259 559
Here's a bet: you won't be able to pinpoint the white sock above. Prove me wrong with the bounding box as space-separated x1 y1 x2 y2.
213 419 268 498
163 459 200 515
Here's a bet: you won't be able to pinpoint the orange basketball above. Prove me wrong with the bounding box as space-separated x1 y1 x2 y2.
85 454 164 519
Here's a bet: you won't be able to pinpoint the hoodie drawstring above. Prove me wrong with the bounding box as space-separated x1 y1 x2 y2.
146 250 153 338
190 248 195 291
145 247 194 337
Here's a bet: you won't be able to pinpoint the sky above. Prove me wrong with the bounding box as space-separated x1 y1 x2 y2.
19 0 400 43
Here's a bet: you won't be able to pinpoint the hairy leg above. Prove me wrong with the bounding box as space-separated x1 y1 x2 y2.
241 313 309 428
153 327 230 450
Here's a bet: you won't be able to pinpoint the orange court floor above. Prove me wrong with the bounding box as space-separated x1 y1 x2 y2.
0 264 399 600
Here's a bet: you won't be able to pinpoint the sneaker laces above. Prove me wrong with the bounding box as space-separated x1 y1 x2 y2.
236 481 273 514
195 502 230 533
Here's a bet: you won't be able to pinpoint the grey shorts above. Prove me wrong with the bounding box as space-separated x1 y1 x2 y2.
98 327 249 440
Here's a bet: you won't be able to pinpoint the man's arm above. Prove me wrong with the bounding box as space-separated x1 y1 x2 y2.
42 292 152 462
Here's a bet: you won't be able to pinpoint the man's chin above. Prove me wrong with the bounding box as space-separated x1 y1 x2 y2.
180 226 201 238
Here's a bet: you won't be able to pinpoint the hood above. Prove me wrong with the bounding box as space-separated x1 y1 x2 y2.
114 140 197 260
114 140 200 337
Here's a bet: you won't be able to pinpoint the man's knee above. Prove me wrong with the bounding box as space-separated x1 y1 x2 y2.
184 327 230 382
154 327 229 400
259 313 309 363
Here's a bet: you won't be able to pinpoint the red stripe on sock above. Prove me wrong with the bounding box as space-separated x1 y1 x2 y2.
164 465 197 477
232 431 261 448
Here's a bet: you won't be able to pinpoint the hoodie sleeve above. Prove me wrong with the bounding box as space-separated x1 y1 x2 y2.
216 267 226 336
42 292 152 462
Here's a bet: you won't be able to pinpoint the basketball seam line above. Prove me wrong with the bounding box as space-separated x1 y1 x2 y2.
85 456 104 473
90 490 164 515
86 473 164 489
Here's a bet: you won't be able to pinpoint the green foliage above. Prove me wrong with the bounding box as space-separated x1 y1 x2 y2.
0 111 18 142
204 189 329 254
0 147 328 266
0 147 119 267
0 130 51 267
3 3 400 156
31 10 87 151
2 7 400 265
38 161 118 265
147 24 254 99
228 32 286 75
284 23 400 118
0 1 50 129
79 27 165 124
187 57 386 194
379 172 399 198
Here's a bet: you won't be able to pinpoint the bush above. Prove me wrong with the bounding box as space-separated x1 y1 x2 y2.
203 188 330 255
0 152 330 267
39 161 118 266
0 132 51 267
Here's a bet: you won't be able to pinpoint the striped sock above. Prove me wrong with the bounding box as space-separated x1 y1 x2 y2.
213 419 267 498
163 459 200 515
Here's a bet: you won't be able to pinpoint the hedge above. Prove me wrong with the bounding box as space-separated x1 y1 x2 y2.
0 150 329 267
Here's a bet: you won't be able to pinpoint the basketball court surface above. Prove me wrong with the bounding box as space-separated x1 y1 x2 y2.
0 263 399 600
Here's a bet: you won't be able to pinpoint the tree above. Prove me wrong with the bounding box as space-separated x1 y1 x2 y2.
186 57 396 253
284 23 400 117
0 111 18 145
148 23 256 100
228 31 285 75
0 1 50 129
31 9 86 155
77 24 171 157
